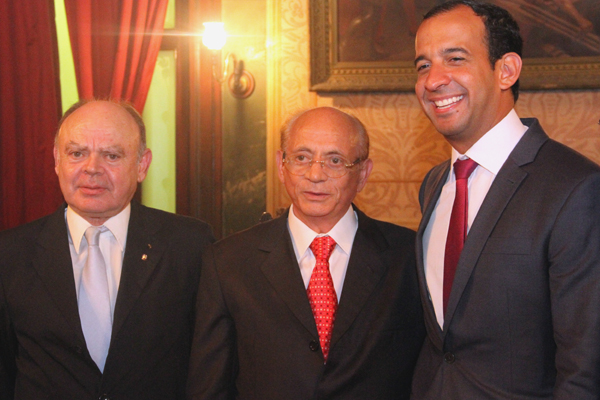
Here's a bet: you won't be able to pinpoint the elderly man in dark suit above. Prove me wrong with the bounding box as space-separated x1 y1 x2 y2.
0 99 214 400
411 1 600 399
186 106 425 399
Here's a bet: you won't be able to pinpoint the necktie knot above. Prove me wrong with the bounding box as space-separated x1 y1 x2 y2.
85 225 106 247
310 236 337 261
453 158 478 180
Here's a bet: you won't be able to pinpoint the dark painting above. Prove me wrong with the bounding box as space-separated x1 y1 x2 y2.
310 0 600 92
337 0 600 62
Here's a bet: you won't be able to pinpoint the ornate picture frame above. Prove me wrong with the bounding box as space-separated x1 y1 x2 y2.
310 0 600 93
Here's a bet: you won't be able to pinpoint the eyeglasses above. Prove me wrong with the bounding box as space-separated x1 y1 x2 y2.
282 152 362 178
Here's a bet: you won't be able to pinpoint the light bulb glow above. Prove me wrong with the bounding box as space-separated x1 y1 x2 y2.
202 22 227 50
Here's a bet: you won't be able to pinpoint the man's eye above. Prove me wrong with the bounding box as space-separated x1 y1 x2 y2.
107 154 119 161
71 151 82 158
293 155 308 163
327 157 346 168
416 63 429 72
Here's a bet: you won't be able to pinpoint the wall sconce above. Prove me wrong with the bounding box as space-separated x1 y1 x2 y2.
202 22 255 99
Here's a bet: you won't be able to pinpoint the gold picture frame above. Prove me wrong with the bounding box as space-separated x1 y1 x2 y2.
310 0 600 93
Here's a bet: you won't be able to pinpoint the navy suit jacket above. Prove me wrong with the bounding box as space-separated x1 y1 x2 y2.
0 202 214 400
411 119 600 399
187 206 425 399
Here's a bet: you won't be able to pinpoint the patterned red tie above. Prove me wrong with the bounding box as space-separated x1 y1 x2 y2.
308 235 338 363
443 158 478 315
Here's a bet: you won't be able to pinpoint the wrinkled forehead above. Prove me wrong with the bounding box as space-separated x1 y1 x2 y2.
288 110 360 153
58 102 140 145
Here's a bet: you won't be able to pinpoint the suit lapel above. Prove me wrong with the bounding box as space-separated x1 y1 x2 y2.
416 163 450 346
443 120 549 330
258 212 319 338
31 205 85 341
330 208 388 347
111 202 165 336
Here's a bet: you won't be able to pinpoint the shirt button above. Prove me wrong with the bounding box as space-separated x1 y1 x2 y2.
98 395 110 400
444 352 456 364
309 340 320 352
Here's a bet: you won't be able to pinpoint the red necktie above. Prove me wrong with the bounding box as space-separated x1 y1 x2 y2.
308 236 338 363
443 158 478 315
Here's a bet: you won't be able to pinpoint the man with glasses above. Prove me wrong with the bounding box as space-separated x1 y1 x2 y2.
186 107 425 399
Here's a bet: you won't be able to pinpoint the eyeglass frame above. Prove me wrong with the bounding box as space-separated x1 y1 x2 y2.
282 151 363 178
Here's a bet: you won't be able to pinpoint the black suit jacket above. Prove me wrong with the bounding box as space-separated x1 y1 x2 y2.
0 202 214 400
186 206 425 400
411 119 600 399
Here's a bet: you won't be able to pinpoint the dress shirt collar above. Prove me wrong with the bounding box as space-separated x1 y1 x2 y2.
451 109 528 175
66 204 131 254
288 204 358 260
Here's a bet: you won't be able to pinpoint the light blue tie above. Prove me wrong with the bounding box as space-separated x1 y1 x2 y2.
79 225 112 372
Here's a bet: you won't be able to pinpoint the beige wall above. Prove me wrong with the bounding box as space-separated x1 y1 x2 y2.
267 0 600 231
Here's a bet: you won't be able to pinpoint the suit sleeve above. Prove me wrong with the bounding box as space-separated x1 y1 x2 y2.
187 245 237 400
549 172 600 399
0 275 16 400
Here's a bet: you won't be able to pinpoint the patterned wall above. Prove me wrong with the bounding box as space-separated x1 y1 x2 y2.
268 0 600 231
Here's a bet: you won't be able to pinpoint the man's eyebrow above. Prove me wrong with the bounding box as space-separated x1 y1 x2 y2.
65 141 87 150
99 145 126 155
442 47 469 55
414 47 469 65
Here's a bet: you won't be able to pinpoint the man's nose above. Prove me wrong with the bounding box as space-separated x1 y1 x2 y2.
423 63 451 92
306 160 327 181
84 154 103 174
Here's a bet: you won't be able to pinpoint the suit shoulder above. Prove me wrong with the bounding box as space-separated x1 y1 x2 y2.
138 204 214 238
0 214 53 249
212 215 280 250
368 217 416 240
0 214 58 275
356 211 416 253
541 139 600 176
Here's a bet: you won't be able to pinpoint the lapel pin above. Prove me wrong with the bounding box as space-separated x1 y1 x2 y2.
142 254 148 260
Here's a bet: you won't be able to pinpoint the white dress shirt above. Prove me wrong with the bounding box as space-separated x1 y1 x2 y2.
287 204 359 301
423 109 528 328
66 204 131 317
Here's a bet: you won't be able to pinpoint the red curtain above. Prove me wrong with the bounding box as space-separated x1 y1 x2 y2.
0 0 64 230
64 0 168 113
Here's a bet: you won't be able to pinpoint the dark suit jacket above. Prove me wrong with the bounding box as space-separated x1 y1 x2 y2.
411 119 600 399
186 206 425 400
0 201 214 400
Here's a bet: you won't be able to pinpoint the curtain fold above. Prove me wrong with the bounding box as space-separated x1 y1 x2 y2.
64 0 168 113
0 0 64 230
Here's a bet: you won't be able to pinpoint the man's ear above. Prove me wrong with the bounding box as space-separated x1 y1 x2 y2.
276 150 285 184
136 148 153 183
356 158 373 193
497 52 522 91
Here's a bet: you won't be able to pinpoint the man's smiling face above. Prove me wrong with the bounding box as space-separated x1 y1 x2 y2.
414 6 505 152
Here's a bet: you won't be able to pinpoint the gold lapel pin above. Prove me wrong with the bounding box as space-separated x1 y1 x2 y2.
142 254 148 260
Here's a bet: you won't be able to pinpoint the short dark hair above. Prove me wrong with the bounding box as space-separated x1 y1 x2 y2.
55 98 147 159
423 0 523 101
